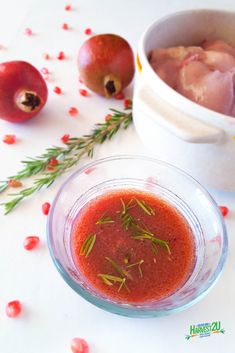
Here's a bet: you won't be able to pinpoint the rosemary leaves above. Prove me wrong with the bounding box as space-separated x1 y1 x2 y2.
0 105 132 214
80 234 96 257
117 198 171 255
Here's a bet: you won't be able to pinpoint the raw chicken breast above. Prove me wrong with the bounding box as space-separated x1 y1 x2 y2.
149 39 235 116
203 50 235 72
177 61 234 115
150 46 204 88
202 39 235 58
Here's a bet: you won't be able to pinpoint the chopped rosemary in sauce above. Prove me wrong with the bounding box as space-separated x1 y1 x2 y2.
105 257 132 279
135 198 155 216
98 274 130 292
96 213 114 225
80 234 96 257
132 232 171 255
126 259 144 278
117 198 171 255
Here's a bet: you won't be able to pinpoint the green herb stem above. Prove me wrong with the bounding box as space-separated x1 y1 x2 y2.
1 106 132 214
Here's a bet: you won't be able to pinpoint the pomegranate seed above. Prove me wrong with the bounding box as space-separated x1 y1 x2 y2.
78 76 83 84
41 67 49 75
84 167 96 175
6 300 22 318
24 28 33 36
79 89 88 97
124 99 132 109
105 114 112 122
49 157 59 166
3 134 16 144
69 107 79 116
71 338 89 353
53 86 62 94
61 134 70 143
42 202 51 215
8 179 22 188
84 28 92 35
57 51 65 60
62 23 69 30
43 53 50 60
23 236 40 250
115 91 125 100
65 4 71 11
219 206 229 217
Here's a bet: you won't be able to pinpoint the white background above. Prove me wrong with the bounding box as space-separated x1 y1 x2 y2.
0 1 235 352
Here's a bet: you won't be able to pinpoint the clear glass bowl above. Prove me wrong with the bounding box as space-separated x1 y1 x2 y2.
47 155 228 318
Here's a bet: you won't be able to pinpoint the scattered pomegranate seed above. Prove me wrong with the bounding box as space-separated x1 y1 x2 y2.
115 91 125 100
61 134 70 143
78 76 83 84
84 167 96 175
6 300 22 318
71 338 89 353
57 51 65 60
65 4 71 11
62 23 69 30
68 107 79 116
84 28 92 35
105 114 112 122
8 179 22 188
49 157 59 166
23 236 40 250
43 53 50 60
24 28 33 36
124 99 132 109
79 89 88 97
219 206 229 217
42 202 51 215
53 86 62 94
41 67 49 75
3 134 16 144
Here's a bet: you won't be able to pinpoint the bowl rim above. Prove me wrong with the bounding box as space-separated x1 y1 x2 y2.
137 8 235 124
47 154 228 317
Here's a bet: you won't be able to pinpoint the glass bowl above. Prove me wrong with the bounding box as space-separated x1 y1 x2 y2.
47 155 228 318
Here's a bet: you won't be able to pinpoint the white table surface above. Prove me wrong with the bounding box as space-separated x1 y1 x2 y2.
0 1 235 352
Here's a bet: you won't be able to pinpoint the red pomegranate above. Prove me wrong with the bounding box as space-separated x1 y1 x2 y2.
0 61 48 123
78 34 135 97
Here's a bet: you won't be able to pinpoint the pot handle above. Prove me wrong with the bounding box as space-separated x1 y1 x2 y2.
136 86 225 143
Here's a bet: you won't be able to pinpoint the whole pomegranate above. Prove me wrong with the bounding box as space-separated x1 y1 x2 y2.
0 61 48 123
78 34 135 97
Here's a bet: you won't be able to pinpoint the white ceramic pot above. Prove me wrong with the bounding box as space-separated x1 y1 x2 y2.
133 9 235 191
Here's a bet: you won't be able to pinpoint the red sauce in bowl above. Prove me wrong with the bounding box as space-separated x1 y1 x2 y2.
72 189 195 303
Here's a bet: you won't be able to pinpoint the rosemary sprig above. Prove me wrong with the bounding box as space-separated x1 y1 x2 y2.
80 234 96 257
1 105 132 214
96 213 114 225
